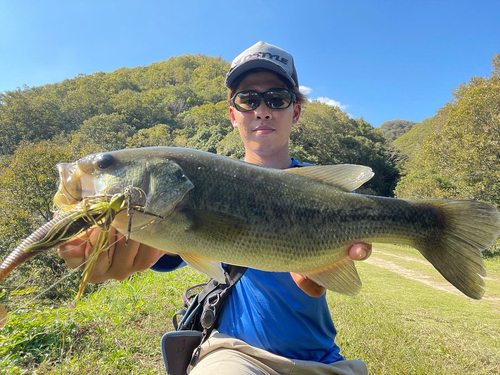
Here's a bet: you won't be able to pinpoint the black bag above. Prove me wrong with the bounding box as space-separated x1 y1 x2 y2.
161 330 203 375
161 265 247 375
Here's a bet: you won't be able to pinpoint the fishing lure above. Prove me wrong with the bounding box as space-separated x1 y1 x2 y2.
0 193 126 328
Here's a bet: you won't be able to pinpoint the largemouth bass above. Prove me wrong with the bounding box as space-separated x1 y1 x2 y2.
52 147 500 300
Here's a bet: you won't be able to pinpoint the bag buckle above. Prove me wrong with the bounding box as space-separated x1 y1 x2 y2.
200 294 219 330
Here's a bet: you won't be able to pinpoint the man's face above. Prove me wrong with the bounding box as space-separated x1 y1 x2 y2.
229 71 301 159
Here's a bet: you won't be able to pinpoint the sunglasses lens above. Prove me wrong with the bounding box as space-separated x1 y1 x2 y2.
232 89 294 112
264 90 292 109
233 91 260 111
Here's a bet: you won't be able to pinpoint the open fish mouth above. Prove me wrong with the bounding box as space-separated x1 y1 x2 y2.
54 161 122 209
54 162 82 207
54 161 148 211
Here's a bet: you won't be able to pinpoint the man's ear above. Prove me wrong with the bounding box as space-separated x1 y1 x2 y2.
292 103 302 124
229 107 238 129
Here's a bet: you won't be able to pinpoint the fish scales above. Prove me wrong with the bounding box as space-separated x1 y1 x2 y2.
164 156 438 264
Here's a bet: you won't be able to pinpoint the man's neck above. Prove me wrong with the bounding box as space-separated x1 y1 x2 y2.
244 150 292 169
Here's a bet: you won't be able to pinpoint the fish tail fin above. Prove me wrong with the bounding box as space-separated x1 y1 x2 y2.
415 200 500 299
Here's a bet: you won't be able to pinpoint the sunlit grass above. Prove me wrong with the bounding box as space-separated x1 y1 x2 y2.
0 246 499 374
0 268 208 374
329 257 500 374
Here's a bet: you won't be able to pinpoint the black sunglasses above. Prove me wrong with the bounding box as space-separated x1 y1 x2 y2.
231 88 296 112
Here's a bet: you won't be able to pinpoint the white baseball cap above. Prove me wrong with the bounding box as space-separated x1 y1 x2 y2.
225 41 299 88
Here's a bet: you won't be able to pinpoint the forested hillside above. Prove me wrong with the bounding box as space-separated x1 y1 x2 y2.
392 107 449 160
0 54 400 299
395 55 500 225
380 119 415 141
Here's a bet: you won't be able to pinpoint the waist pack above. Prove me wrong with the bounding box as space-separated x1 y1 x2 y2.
161 265 247 375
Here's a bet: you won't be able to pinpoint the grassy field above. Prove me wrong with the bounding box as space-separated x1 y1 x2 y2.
0 244 499 374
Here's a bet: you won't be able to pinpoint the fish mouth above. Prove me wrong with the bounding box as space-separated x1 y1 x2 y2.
54 161 149 213
53 162 122 210
54 162 83 208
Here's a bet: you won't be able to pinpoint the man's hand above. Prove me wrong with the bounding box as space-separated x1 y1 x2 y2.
290 243 372 298
58 227 167 283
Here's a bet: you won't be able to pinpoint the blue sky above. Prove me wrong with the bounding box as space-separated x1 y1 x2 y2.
1 1 499 127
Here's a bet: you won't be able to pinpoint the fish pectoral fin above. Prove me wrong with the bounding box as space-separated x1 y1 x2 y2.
303 257 362 296
286 165 374 192
180 253 226 283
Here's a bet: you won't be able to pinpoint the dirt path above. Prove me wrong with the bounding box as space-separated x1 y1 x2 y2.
366 248 499 303
365 250 464 296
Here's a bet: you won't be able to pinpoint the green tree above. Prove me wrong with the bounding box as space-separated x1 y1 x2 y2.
191 57 229 103
174 101 231 153
0 86 66 154
380 119 416 141
0 141 86 301
126 124 173 148
395 54 500 207
110 88 173 129
292 102 399 196
392 105 450 161
60 73 113 127
0 141 76 227
70 113 136 152
216 129 245 159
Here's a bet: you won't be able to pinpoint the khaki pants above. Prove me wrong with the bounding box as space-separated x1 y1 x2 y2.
189 332 367 375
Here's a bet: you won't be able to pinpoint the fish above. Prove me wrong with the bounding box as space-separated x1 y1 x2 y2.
34 147 500 300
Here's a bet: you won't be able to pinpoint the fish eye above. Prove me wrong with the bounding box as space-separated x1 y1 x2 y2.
94 154 115 171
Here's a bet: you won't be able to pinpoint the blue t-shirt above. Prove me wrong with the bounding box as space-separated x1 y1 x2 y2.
151 158 344 364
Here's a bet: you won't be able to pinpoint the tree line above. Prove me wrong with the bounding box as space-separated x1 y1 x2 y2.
394 55 500 256
395 55 500 205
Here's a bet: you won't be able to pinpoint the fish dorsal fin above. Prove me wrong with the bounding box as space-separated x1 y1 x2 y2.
286 164 374 192
180 253 226 283
303 257 362 296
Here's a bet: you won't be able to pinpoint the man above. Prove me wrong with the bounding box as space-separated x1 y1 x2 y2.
59 41 371 374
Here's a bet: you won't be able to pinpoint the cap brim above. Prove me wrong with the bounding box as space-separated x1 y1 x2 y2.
225 59 296 88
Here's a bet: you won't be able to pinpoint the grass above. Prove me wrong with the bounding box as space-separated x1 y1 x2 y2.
329 259 500 374
0 245 499 374
0 268 207 374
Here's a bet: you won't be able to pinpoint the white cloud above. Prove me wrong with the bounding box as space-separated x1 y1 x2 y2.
299 85 349 112
315 96 348 111
299 85 313 95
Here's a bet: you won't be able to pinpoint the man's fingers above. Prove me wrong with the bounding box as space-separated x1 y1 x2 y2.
58 226 166 284
290 273 326 298
105 234 141 281
131 244 165 272
57 233 90 269
349 243 372 261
